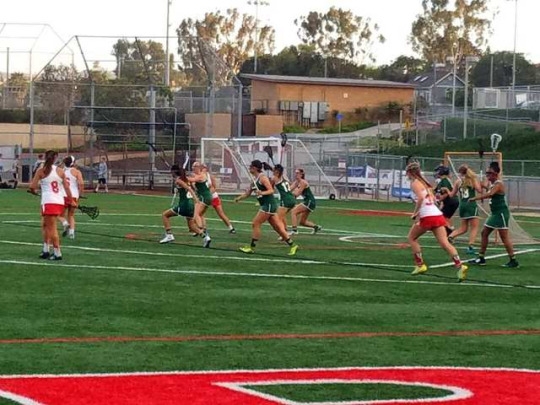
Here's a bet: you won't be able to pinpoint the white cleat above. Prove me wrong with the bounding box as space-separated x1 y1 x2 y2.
203 234 212 248
159 234 175 244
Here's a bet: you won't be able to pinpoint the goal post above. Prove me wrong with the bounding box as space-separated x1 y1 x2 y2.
200 137 338 198
444 151 503 180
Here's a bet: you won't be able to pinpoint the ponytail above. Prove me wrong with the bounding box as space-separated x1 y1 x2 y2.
43 150 58 177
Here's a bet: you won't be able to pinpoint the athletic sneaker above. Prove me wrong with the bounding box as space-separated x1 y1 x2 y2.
311 225 322 235
502 259 519 268
469 257 486 266
68 233 75 240
466 246 476 255
203 234 212 248
288 244 299 256
288 230 298 236
239 245 255 254
411 264 428 275
159 234 175 244
62 224 69 237
447 236 455 245
49 254 63 261
39 251 51 259
229 228 236 234
457 264 469 282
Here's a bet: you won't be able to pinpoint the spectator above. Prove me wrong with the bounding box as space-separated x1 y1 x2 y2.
11 155 20 188
32 154 45 177
95 157 108 193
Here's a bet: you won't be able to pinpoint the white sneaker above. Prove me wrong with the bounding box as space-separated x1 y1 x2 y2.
159 234 175 244
203 234 211 248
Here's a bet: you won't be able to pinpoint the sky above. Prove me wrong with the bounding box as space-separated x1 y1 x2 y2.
0 0 538 76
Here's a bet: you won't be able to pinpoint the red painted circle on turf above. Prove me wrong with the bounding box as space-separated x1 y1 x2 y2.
0 367 538 404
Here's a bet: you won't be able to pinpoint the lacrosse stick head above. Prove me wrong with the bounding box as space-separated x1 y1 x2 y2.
280 132 288 147
263 145 274 163
490 133 502 153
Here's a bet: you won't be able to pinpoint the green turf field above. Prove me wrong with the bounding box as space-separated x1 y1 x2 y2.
0 189 539 403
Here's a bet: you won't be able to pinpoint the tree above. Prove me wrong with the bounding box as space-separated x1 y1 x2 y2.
410 0 493 66
470 51 537 87
295 7 385 64
112 39 167 85
240 45 365 79
372 55 427 82
177 8 275 85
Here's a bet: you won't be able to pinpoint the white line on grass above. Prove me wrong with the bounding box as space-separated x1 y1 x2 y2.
430 248 540 269
1 259 532 289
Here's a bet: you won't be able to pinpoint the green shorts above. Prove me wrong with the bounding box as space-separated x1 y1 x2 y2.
197 191 213 207
172 203 194 218
259 200 278 214
485 210 510 229
280 196 296 209
302 199 316 212
459 202 479 219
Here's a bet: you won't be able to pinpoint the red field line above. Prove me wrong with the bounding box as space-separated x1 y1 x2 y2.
1 329 540 345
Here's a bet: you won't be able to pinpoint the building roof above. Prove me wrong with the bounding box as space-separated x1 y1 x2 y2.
240 74 415 89
408 70 465 88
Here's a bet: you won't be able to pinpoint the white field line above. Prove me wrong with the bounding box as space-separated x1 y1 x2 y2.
1 258 534 289
430 248 540 269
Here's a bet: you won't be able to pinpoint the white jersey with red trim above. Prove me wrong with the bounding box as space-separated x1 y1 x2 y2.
65 167 80 199
40 165 65 205
412 184 442 218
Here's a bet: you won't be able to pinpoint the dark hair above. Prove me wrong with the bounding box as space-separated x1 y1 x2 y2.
434 165 450 176
43 150 58 177
273 164 284 177
171 164 187 181
295 168 305 179
63 155 75 168
262 162 273 171
250 160 263 172
489 161 501 174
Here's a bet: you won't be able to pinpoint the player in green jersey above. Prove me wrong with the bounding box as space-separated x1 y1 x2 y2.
187 161 212 235
469 162 519 268
234 160 298 255
159 165 211 247
443 164 483 254
271 164 296 236
290 168 322 235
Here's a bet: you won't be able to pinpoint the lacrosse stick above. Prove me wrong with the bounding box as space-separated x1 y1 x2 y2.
263 145 276 166
279 132 288 164
490 133 502 153
145 141 171 169
78 205 100 220
478 138 485 181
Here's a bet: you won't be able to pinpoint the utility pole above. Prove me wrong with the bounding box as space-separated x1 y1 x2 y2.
463 56 480 139
248 0 270 73
164 0 172 86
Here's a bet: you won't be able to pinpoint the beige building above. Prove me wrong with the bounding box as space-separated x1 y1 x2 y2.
241 74 415 131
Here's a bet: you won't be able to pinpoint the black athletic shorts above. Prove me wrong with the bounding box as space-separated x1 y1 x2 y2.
441 198 459 219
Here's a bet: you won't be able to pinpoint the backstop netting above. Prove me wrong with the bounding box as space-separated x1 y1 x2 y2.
200 137 338 198
445 151 538 245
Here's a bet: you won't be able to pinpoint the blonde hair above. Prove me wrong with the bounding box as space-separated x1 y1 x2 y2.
406 162 432 189
458 164 477 189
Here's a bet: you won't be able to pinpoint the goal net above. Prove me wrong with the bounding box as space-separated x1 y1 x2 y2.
200 136 338 198
445 151 538 246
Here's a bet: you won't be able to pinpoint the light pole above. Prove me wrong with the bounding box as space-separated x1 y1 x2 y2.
164 0 172 86
248 0 270 73
463 56 480 139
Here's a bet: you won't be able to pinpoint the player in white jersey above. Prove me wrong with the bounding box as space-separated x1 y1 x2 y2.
28 150 74 261
58 156 84 239
202 164 236 234
405 162 468 281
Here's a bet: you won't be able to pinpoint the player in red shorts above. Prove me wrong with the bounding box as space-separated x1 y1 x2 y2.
406 162 468 281
202 164 236 234
28 150 74 260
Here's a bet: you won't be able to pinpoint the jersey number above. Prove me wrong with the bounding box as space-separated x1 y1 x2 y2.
51 181 60 193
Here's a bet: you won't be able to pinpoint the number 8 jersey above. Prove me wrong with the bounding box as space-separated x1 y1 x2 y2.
40 165 65 206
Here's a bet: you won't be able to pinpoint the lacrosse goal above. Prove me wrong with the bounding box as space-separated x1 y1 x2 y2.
200 137 338 198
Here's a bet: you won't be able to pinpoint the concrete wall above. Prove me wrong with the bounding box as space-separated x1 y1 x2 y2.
255 115 283 136
185 113 232 139
0 123 85 149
